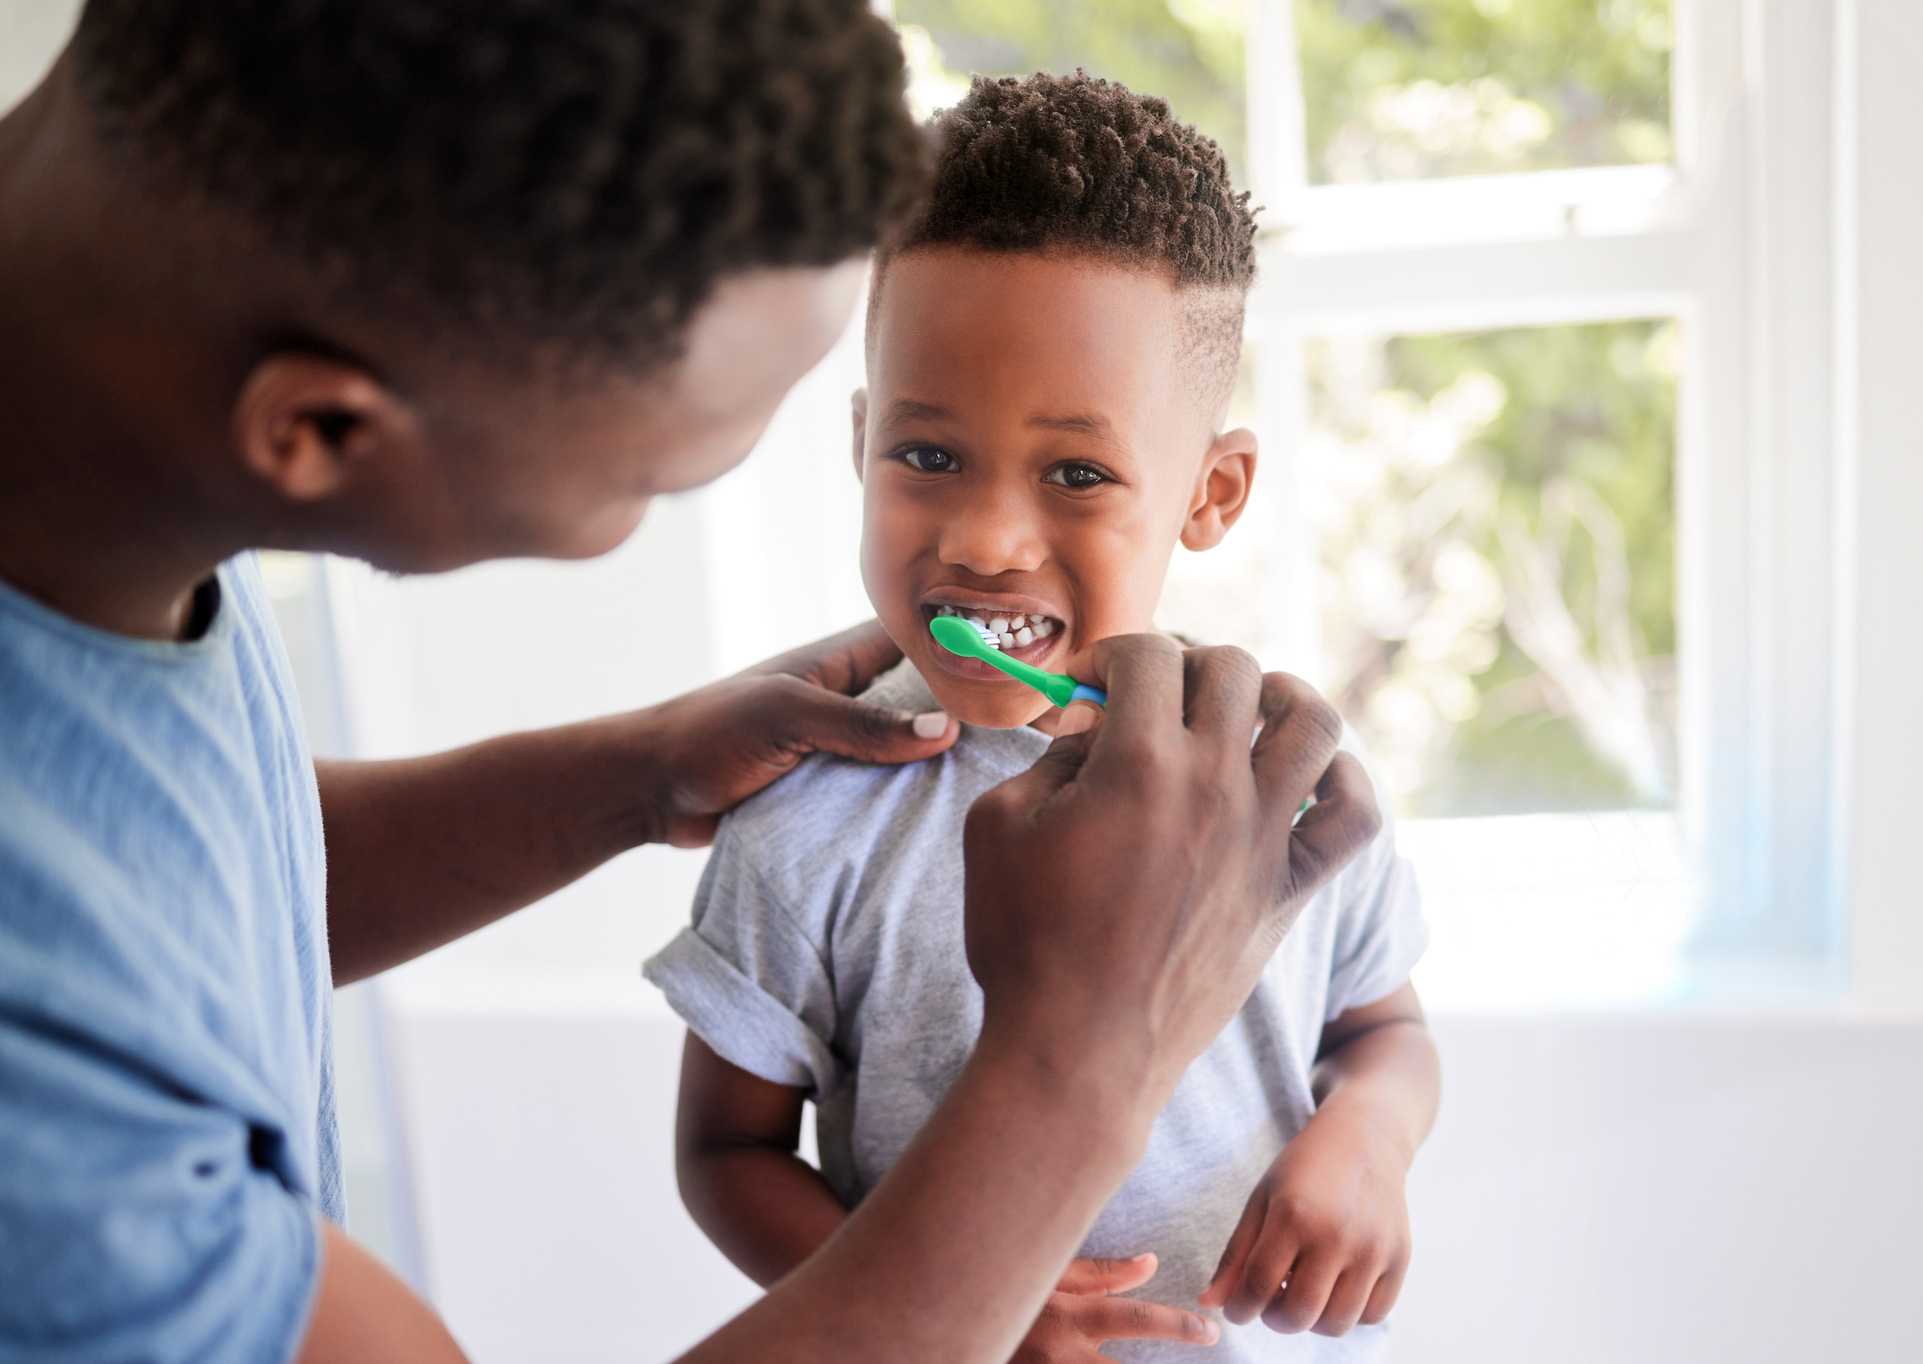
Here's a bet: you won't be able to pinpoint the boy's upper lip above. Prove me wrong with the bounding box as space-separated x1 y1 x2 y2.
920 587 1066 622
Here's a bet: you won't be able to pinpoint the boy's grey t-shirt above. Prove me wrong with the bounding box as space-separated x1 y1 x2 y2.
645 661 1427 1363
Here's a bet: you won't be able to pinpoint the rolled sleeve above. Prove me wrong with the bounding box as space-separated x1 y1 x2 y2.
0 1016 322 1364
644 928 844 1097
1325 847 1430 1019
1323 747 1432 1019
641 817 847 1099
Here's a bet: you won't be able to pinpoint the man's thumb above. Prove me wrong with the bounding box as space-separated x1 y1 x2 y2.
792 685 958 764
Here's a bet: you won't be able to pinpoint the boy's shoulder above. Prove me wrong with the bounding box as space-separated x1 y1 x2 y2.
716 658 1044 894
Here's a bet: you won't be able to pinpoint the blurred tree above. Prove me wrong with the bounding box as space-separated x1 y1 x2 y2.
1295 0 1673 182
1307 321 1678 816
893 0 1247 184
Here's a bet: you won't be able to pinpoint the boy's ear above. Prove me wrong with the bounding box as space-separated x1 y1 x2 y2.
850 387 869 483
1181 427 1259 552
231 353 420 503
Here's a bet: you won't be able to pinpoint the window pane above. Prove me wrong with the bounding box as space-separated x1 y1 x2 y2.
892 0 1248 187
1304 320 1679 816
1294 0 1673 184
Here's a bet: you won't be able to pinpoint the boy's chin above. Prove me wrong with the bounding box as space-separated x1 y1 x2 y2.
923 677 1055 731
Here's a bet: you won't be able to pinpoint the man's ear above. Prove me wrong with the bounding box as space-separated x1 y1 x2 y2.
850 387 869 484
1181 427 1259 552
231 353 420 503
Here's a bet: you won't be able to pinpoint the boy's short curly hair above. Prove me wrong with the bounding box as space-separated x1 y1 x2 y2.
72 0 930 371
877 70 1257 419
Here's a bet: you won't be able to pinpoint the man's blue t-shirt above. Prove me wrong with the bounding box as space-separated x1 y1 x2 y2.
0 555 340 1362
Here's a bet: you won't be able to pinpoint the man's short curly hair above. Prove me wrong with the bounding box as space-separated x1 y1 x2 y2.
877 70 1257 420
72 0 930 371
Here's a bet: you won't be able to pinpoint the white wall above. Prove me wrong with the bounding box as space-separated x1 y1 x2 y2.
1842 0 1923 1019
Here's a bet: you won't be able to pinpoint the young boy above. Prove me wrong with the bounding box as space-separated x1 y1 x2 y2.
645 73 1439 1362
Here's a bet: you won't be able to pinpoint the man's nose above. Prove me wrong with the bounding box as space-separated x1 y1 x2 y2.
938 482 1046 577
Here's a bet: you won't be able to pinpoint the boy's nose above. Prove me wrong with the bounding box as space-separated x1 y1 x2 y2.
937 488 1046 577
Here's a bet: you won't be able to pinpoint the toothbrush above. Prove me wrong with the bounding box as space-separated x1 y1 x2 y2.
930 614 1107 709
932 614 1312 815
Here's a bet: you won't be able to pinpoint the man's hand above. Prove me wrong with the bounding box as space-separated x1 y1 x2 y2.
322 621 954 983
963 636 1382 1110
1015 1256 1218 1364
1197 1105 1413 1337
633 620 957 846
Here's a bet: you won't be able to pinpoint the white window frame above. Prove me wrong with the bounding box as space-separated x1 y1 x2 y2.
1246 0 1849 993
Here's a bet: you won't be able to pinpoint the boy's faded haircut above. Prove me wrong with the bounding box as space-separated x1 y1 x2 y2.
875 70 1258 422
72 0 929 374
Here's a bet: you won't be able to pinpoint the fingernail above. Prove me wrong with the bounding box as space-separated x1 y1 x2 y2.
912 711 949 739
1055 703 1097 736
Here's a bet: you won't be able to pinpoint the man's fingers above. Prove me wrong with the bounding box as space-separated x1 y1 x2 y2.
1283 752 1382 898
1199 1196 1267 1309
744 619 903 693
1056 1254 1157 1297
1074 634 1185 752
1072 1295 1220 1347
1248 672 1346 816
1179 644 1264 743
1053 699 1104 737
771 677 958 766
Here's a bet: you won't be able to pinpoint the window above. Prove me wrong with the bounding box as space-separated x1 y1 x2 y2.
886 0 1848 1006
1295 0 1673 184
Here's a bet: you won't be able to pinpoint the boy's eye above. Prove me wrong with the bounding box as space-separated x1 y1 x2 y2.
898 445 958 474
1044 463 1109 490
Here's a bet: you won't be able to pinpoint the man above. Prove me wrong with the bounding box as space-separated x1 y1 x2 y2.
0 3 1379 1362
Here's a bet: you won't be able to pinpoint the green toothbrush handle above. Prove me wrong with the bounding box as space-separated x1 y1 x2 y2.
929 616 1106 708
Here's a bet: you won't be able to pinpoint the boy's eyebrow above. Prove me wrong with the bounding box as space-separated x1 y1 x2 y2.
1028 412 1112 438
884 400 1116 442
886 399 951 423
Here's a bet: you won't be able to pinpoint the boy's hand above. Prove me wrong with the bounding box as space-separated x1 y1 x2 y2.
1016 1255 1218 1363
1199 1106 1413 1337
634 620 958 846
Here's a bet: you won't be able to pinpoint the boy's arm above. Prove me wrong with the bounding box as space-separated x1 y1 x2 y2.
676 1035 847 1287
1308 980 1441 1152
1201 982 1440 1335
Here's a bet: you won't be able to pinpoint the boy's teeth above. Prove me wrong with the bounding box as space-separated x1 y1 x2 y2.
931 603 1062 643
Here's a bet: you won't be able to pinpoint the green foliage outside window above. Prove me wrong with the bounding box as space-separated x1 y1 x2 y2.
893 0 1248 182
1307 322 1678 816
1295 0 1672 182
